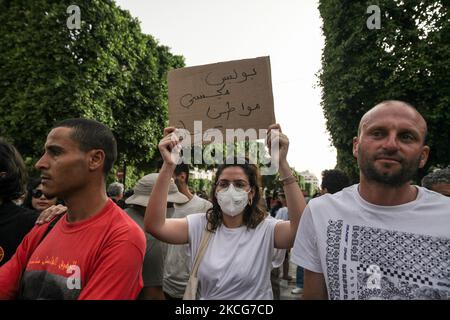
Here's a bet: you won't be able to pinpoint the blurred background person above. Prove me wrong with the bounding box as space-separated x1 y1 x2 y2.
163 164 212 300
123 189 134 203
274 191 292 282
421 168 450 197
302 189 311 204
23 178 58 212
269 189 283 218
320 169 351 195
107 182 125 208
0 138 37 266
125 173 188 300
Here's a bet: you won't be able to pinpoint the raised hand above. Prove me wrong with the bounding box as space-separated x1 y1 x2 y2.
267 123 289 167
159 127 183 166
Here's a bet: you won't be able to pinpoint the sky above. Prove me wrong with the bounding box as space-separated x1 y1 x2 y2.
114 0 337 183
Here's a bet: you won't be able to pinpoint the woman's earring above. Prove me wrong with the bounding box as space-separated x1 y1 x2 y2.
248 197 253 206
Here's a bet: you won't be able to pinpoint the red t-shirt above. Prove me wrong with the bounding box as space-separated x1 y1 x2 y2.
0 199 146 300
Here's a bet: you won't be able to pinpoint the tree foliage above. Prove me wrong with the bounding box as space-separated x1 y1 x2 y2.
318 0 450 182
0 0 184 179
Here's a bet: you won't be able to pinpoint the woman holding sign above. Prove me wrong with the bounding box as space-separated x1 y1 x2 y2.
145 124 306 299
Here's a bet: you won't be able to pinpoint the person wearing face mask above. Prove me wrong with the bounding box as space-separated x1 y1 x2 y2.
145 124 306 299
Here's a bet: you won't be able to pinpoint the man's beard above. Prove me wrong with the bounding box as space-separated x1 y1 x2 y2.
359 147 421 187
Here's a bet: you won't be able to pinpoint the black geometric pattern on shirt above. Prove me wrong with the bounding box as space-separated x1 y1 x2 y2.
351 226 450 280
342 263 349 299
356 268 414 300
356 264 450 300
350 225 360 262
357 264 433 286
326 219 343 300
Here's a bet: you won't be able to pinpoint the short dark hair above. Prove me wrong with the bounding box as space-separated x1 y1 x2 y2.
422 168 450 189
174 163 190 184
321 169 350 194
52 118 117 176
0 138 27 202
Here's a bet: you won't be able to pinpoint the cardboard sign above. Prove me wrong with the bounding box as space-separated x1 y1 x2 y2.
168 56 276 142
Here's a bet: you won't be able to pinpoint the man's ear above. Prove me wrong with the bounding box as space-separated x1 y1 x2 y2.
180 172 188 184
88 149 106 172
419 145 430 169
175 172 185 184
352 137 359 159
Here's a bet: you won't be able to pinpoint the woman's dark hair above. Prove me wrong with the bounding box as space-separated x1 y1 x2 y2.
23 177 42 210
206 158 267 232
0 138 27 202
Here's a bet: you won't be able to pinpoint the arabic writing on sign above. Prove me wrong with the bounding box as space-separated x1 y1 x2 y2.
205 68 257 86
178 68 258 110
168 56 275 140
207 102 261 120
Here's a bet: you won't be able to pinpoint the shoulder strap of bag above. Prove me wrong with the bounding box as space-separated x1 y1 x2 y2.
18 214 64 299
191 225 212 278
38 214 63 245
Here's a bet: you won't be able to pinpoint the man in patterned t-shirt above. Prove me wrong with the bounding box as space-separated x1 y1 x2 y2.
292 100 450 300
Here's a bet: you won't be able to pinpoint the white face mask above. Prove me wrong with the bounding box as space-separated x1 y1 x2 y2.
216 184 250 217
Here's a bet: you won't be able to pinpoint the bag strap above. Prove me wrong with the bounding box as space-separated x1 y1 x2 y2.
191 225 212 278
38 214 63 245
18 214 64 299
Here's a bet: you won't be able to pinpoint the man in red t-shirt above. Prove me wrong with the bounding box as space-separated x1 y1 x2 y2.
0 119 146 300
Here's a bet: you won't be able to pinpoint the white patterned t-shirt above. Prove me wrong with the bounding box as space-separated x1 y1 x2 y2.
292 184 450 300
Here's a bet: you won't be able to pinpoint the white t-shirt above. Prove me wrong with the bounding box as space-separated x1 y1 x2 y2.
187 213 283 300
275 207 289 221
292 184 450 300
163 195 212 297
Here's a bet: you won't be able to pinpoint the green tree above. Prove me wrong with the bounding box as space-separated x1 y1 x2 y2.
189 178 213 196
0 0 184 185
262 168 305 201
318 0 450 182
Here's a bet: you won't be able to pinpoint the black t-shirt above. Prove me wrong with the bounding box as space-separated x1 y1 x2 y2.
0 202 38 266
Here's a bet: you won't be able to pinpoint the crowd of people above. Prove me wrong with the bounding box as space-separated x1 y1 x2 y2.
0 100 449 300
